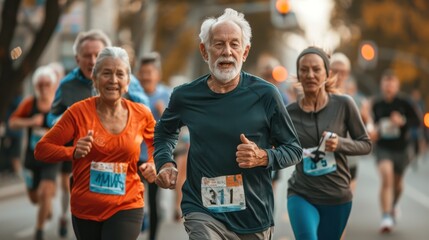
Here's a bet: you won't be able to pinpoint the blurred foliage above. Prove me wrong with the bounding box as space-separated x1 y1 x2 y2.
331 0 429 106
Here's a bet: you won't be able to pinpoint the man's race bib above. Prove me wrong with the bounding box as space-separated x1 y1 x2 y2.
303 133 337 176
30 127 48 150
90 162 128 195
379 117 400 139
201 174 246 213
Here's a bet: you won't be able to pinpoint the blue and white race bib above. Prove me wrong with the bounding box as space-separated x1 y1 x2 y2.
303 148 336 176
30 127 47 150
303 133 337 176
90 162 128 195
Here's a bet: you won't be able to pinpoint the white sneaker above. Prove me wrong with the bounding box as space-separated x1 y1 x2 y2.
380 216 394 233
392 206 401 223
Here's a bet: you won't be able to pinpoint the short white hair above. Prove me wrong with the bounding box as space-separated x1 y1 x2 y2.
330 52 351 70
199 8 252 48
32 66 57 86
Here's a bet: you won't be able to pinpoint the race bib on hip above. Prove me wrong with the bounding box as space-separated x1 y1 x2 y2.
90 162 128 195
30 127 48 150
201 174 246 213
379 117 400 139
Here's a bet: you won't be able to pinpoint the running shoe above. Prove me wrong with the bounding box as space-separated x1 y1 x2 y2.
59 217 68 237
35 229 44 240
392 206 401 223
379 215 394 233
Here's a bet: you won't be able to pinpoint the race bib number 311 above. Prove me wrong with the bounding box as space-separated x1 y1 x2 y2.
201 174 246 213
90 162 128 195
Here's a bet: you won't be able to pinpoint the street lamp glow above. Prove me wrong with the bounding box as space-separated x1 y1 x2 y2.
272 66 288 82
361 43 376 61
275 0 290 15
424 113 429 128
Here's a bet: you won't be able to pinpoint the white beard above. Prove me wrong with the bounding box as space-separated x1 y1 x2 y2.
208 56 242 83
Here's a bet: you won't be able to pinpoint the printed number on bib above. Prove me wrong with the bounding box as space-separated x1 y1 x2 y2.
201 174 246 213
90 162 128 195
303 133 337 176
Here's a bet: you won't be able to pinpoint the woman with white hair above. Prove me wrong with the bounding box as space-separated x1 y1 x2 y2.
9 65 59 240
35 47 156 240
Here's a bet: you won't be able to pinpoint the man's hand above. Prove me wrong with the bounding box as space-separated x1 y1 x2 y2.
155 163 178 189
73 130 94 159
139 162 157 183
236 134 268 168
391 111 406 127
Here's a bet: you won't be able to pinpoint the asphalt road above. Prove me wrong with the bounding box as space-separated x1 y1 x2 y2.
0 153 428 240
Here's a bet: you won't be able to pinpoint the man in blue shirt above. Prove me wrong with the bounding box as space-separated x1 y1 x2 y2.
154 8 302 239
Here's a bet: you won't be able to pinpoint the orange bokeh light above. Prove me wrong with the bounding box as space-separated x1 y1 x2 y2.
424 113 429 128
275 0 290 15
361 43 376 61
272 66 288 82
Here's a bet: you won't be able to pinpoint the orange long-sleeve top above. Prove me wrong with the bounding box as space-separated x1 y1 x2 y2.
34 97 156 221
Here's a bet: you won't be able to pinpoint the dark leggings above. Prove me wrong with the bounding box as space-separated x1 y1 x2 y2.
72 208 143 240
148 182 159 240
287 195 352 240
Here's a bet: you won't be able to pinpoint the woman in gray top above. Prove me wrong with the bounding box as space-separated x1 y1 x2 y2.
286 46 372 240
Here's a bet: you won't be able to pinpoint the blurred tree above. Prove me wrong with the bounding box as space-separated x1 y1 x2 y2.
0 0 74 119
331 0 429 103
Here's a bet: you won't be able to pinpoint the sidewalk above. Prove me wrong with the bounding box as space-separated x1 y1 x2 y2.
0 172 26 200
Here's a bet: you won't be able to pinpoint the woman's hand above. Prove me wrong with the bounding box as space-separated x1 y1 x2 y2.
324 131 338 152
73 130 94 159
139 162 157 183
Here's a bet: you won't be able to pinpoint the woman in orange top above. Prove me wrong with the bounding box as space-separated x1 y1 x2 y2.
9 66 59 240
34 46 156 240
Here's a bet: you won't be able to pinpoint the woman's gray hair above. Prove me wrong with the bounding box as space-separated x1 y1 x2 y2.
72 29 112 56
32 66 57 86
92 47 131 80
32 66 57 98
199 8 252 48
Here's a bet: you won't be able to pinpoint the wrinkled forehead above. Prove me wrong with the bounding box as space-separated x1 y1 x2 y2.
298 53 325 67
35 76 54 85
381 75 399 83
98 57 129 72
210 21 243 41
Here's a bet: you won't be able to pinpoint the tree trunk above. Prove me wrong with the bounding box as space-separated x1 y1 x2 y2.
0 0 74 120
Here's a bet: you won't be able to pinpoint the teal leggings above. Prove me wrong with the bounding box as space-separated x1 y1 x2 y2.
287 195 352 240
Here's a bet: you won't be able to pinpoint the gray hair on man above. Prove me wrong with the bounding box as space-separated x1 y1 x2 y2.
330 52 351 70
140 51 162 72
92 46 131 80
199 8 252 48
72 29 112 56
